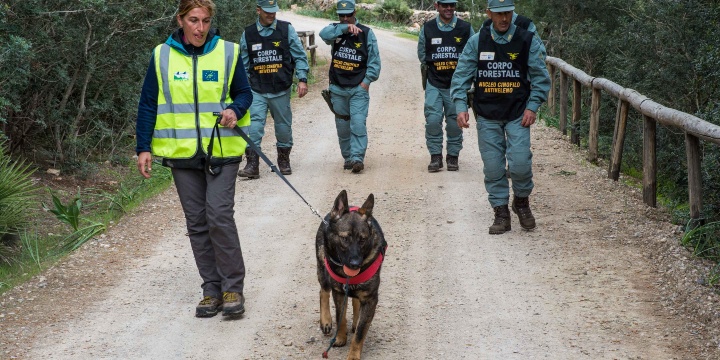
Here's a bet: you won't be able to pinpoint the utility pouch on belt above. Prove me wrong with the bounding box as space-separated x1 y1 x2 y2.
467 88 475 117
321 89 350 121
420 63 428 90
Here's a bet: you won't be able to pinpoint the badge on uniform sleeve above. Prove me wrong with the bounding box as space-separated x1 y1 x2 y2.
252 43 262 51
431 38 442 45
479 52 495 61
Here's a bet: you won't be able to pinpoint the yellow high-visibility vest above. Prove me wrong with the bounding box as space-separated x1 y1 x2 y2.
151 39 250 159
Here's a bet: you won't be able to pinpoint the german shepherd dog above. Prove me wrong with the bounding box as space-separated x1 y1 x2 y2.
316 190 387 360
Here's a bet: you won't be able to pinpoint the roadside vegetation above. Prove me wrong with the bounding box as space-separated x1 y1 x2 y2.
0 0 257 294
0 138 174 294
524 0 720 283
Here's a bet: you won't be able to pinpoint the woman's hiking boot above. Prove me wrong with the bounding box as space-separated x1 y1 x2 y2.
195 295 223 318
222 291 245 317
489 205 511 234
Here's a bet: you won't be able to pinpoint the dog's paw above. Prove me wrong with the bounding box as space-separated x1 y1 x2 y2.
321 323 333 335
333 335 347 347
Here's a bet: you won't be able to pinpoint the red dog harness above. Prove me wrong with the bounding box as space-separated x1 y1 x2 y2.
323 206 386 285
324 249 385 285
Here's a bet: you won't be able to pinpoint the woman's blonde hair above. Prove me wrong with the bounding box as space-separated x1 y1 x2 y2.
177 0 216 18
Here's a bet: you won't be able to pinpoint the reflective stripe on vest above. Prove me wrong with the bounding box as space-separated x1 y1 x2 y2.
152 39 251 159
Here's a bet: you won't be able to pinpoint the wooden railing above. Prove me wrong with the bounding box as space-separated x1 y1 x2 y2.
546 56 720 221
296 30 318 67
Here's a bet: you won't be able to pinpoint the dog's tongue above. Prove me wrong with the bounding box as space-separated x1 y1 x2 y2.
343 265 360 277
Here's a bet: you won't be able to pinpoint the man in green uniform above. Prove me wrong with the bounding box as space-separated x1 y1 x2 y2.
450 0 550 234
481 10 538 35
319 0 381 173
238 0 310 179
418 0 474 172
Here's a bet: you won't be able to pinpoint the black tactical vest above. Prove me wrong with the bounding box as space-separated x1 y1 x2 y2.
473 25 533 120
423 18 472 89
329 24 370 87
482 14 533 31
245 20 295 93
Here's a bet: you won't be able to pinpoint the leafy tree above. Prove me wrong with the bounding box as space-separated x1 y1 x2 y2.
523 0 720 222
0 0 255 174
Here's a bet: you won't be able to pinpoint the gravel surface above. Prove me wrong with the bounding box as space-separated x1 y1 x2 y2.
1 12 719 360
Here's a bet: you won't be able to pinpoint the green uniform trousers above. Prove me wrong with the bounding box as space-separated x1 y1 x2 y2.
424 81 463 156
248 90 293 149
329 84 370 163
476 115 534 208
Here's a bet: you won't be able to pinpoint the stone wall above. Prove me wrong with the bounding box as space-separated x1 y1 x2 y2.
408 10 471 28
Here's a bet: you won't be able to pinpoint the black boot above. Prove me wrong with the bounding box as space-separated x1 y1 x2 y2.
489 205 511 235
512 196 536 230
238 148 259 179
277 147 292 175
427 154 443 172
446 155 459 171
352 161 364 174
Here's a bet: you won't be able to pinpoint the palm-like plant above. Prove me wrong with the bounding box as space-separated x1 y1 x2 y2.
0 140 38 263
0 141 38 235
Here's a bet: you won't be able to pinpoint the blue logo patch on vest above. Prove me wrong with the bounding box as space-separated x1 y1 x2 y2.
202 70 219 82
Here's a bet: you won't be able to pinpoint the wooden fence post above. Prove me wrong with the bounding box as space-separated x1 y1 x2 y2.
548 64 556 117
300 33 308 54
559 71 568 135
686 133 703 222
608 100 629 181
308 32 317 67
296 30 318 67
588 87 601 163
571 79 581 145
643 115 657 207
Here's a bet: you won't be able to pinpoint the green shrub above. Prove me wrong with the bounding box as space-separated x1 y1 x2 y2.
376 0 412 23
682 221 720 262
0 140 38 242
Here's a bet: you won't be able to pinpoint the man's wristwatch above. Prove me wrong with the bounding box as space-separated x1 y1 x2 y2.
298 78 307 83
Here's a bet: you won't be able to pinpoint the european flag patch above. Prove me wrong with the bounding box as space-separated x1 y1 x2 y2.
202 70 219 82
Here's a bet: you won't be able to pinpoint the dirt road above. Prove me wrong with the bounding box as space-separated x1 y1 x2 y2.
2 12 719 360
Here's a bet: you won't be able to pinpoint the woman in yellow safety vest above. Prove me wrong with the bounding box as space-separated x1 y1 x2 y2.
135 0 252 319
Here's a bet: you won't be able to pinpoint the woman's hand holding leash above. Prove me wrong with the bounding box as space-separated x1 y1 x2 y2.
218 108 238 128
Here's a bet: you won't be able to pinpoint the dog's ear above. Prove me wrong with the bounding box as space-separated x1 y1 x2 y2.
357 193 374 218
330 190 349 220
